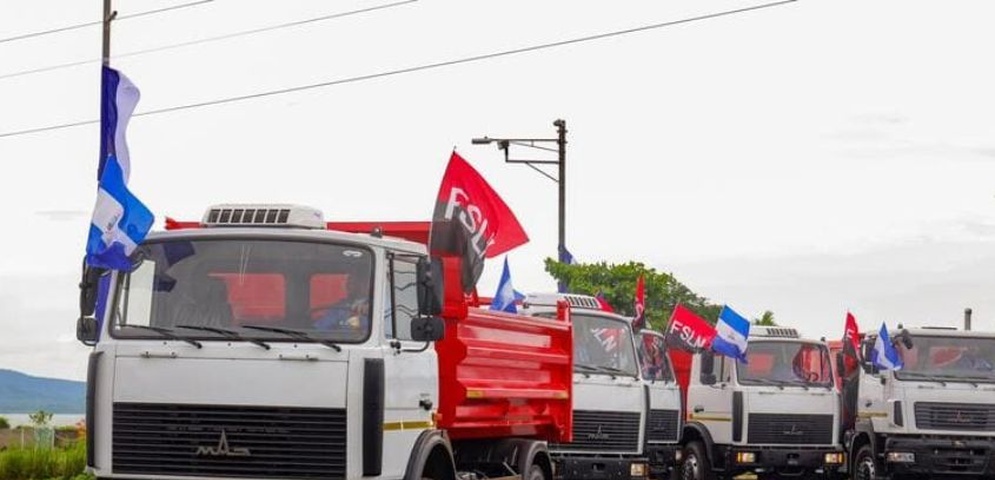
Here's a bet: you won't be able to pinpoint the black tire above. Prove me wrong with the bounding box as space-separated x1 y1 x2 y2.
525 464 546 480
852 444 879 480
680 441 715 480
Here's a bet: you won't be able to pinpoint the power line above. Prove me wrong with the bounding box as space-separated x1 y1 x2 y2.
0 0 418 82
0 0 797 141
0 0 215 45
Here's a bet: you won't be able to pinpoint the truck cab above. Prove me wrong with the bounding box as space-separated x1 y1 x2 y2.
76 204 573 480
680 326 845 480
637 329 684 478
521 294 650 480
846 326 995 478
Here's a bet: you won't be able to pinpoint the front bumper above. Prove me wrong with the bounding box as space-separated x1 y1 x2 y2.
884 436 995 477
552 455 650 480
646 443 681 475
720 446 845 476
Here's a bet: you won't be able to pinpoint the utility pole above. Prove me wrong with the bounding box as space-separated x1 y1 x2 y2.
472 119 569 287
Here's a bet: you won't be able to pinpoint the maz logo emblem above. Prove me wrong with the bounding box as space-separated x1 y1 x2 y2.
783 424 804 436
587 425 610 441
195 429 251 457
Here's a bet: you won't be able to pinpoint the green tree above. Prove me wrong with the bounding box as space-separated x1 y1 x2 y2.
0 416 9 429
753 310 777 326
544 258 722 329
29 410 53 428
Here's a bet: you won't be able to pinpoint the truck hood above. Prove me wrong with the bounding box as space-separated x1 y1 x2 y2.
747 387 838 415
572 373 644 412
112 344 349 408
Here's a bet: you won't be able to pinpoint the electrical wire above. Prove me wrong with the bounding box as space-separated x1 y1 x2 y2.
0 0 215 45
0 0 418 82
0 0 798 141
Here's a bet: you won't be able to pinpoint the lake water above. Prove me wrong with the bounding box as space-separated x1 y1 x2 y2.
0 413 84 428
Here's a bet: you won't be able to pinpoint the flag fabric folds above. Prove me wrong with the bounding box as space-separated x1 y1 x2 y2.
711 305 750 362
594 290 614 312
489 257 519 313
665 304 717 352
429 152 529 292
632 274 646 330
86 66 153 271
842 312 862 372
871 322 904 370
99 66 141 181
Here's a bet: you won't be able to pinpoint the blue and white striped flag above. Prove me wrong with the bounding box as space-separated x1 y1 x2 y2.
711 305 750 363
86 66 153 271
871 322 904 370
490 257 519 313
98 66 141 182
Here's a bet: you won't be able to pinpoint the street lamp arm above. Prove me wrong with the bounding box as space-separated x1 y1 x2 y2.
506 159 560 165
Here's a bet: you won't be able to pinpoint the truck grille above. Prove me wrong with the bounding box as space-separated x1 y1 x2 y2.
646 409 680 442
747 413 833 445
112 403 346 479
915 402 995 432
551 410 641 453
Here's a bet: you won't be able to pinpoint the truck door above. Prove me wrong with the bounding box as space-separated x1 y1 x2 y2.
380 254 439 477
639 331 682 444
689 351 734 444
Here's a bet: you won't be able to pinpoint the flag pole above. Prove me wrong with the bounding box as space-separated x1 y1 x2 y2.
101 0 115 66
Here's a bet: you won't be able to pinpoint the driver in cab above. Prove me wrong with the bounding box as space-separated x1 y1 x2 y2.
314 273 370 332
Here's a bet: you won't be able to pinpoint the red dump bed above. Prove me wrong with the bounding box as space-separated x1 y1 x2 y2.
436 308 573 442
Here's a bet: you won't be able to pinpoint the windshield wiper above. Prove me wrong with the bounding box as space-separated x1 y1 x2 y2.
119 324 202 349
241 325 342 352
176 324 271 350
744 378 786 390
897 371 947 386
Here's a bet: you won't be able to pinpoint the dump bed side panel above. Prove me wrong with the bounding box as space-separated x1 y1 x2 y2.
436 308 573 442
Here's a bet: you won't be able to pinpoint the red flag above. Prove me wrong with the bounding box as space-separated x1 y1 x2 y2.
632 275 646 330
429 152 528 292
664 304 717 352
842 312 861 372
595 290 614 312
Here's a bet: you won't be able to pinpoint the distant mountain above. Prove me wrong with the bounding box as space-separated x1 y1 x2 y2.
0 369 84 413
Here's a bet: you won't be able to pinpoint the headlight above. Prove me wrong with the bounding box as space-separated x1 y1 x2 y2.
735 452 757 464
886 452 915 463
629 462 648 477
824 452 845 464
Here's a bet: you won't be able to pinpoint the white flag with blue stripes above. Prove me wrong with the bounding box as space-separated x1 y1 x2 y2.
711 305 750 362
86 66 153 270
871 322 904 370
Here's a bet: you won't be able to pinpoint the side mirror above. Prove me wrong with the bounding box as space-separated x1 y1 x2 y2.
701 373 717 386
836 352 845 376
896 329 914 350
700 352 715 384
79 263 106 318
77 316 98 345
410 315 445 342
416 257 444 317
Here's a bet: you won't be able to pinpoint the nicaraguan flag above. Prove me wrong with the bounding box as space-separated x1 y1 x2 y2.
99 66 141 182
490 257 518 313
711 305 750 362
871 322 904 370
86 66 153 270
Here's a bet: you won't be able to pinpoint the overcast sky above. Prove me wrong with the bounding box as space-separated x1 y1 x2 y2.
2 0 995 381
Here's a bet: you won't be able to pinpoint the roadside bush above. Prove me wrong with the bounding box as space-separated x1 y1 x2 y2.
0 417 9 430
0 441 86 480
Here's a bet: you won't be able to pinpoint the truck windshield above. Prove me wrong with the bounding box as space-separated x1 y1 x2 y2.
111 238 374 343
737 340 833 388
894 335 995 383
571 313 639 377
638 332 675 382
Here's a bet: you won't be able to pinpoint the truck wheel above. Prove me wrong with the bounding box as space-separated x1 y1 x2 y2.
525 464 546 480
853 444 879 480
680 441 714 480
